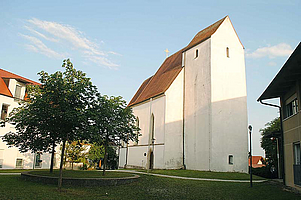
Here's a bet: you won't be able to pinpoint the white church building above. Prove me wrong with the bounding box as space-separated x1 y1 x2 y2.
119 16 248 172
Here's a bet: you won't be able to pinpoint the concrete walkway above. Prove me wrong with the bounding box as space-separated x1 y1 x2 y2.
115 170 267 183
0 173 21 175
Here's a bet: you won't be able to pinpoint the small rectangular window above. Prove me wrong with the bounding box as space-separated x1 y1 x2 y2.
294 143 301 165
1 104 9 120
15 85 22 99
35 153 42 168
226 47 230 58
0 150 3 168
195 49 198 58
229 155 233 165
16 158 23 168
285 98 298 118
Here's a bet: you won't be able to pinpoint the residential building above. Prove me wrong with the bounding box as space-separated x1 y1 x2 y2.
0 69 57 169
258 43 301 190
119 16 248 172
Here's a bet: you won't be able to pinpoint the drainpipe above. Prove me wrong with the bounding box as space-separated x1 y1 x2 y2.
147 98 153 173
259 100 285 185
182 52 186 169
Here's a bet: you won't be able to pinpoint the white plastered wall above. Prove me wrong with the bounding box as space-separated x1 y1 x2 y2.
210 17 248 172
125 95 165 169
164 69 184 169
184 38 211 170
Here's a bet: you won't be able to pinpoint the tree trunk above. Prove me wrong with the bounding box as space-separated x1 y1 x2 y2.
72 161 74 170
58 140 66 191
50 141 56 173
102 142 108 176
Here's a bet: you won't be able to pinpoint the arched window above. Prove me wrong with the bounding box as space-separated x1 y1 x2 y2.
150 114 155 144
226 47 230 58
195 49 199 58
135 117 139 145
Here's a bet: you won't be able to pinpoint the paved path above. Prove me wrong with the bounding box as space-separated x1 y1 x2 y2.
114 170 267 183
0 173 21 175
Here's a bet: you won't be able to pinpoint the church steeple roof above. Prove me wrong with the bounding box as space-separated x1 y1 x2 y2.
128 16 227 107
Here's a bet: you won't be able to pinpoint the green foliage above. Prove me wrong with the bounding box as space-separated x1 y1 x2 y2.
88 144 104 168
64 141 89 169
3 59 98 153
87 94 140 175
260 117 280 168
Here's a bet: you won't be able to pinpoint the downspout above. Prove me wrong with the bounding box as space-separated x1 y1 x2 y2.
259 99 285 185
182 52 186 169
147 98 153 172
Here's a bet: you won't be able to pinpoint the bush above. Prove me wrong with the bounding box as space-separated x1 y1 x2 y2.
252 166 277 179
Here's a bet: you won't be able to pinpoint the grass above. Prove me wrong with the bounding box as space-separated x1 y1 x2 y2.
125 169 265 180
0 169 32 173
29 170 132 178
0 174 300 199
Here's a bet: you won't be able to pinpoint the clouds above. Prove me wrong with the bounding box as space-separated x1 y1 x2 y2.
246 43 293 59
20 34 63 59
20 18 119 69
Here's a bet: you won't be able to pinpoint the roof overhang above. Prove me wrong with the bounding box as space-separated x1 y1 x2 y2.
257 43 301 101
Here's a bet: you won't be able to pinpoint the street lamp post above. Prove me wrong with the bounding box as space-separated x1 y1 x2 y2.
249 125 253 188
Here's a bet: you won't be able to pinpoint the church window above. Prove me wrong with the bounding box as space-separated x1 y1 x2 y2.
229 155 233 165
195 49 199 58
226 47 230 58
135 117 139 145
150 114 155 144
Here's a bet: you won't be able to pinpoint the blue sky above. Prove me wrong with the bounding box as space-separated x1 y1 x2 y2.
0 0 300 156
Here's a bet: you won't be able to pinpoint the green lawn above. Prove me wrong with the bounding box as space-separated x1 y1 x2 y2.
126 169 264 180
0 169 32 173
29 170 133 178
0 174 299 199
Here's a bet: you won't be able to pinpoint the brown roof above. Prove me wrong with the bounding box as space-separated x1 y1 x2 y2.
0 69 40 98
128 16 227 107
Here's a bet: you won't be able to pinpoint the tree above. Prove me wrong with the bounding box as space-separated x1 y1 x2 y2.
260 117 280 171
88 144 104 169
3 84 58 172
3 59 98 190
88 95 140 175
64 141 88 170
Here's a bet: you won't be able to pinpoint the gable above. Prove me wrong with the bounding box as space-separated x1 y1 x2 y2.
0 69 40 98
128 16 227 107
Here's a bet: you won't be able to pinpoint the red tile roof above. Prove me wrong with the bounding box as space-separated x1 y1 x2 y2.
0 69 40 98
249 156 266 168
128 16 227 107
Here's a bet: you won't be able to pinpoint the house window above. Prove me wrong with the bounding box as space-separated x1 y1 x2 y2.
294 143 301 165
16 158 23 168
195 49 199 58
285 98 298 118
226 47 230 58
35 153 42 168
1 104 9 120
0 150 3 168
3 79 9 87
53 153 56 167
15 85 22 99
229 155 233 165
